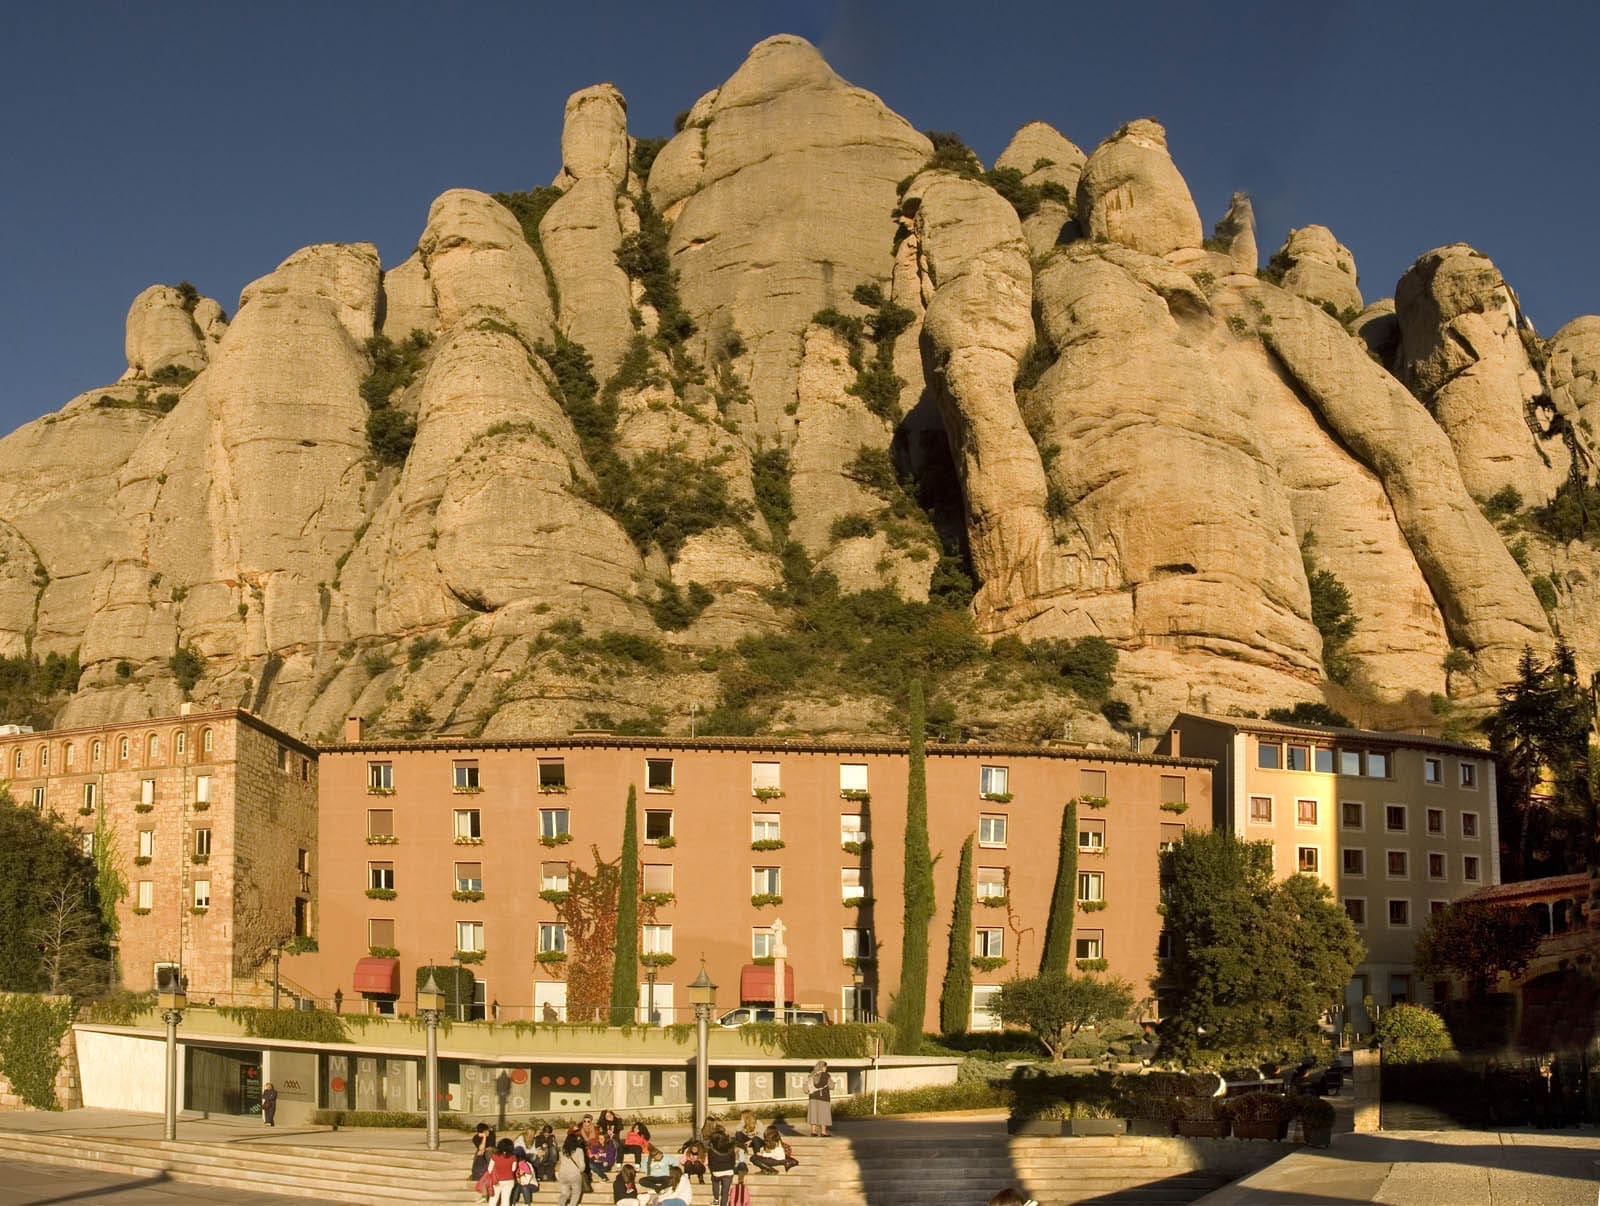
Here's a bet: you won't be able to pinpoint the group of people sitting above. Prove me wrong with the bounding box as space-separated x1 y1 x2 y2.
470 1108 798 1205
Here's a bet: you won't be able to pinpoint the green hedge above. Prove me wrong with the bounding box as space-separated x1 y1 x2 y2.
833 1078 1009 1117
216 1006 350 1044
736 1022 895 1060
0 995 74 1109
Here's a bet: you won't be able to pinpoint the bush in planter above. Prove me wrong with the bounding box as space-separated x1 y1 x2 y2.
1294 1094 1335 1146
1229 1091 1295 1138
1375 1002 1456 1064
1173 1094 1230 1137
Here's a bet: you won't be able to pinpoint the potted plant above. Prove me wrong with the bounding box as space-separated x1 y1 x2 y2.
1062 1099 1128 1137
1295 1095 1335 1148
1229 1092 1294 1140
1173 1095 1230 1139
1007 1103 1062 1137
1121 1091 1181 1137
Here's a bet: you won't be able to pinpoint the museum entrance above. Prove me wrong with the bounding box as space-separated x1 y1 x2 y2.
185 1044 264 1116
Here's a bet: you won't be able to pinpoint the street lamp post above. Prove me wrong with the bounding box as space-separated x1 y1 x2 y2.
418 972 446 1152
688 962 717 1138
158 968 187 1141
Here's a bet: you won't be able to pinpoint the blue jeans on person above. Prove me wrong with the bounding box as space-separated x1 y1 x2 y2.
510 1182 537 1204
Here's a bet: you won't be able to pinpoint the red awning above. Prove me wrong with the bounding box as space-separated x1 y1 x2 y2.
353 956 399 995
739 963 795 1004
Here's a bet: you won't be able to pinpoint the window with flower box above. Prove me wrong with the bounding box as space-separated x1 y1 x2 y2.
977 866 1007 902
454 862 483 893
367 762 393 791
454 809 482 840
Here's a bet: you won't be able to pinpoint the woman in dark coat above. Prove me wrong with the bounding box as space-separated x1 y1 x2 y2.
260 1082 278 1127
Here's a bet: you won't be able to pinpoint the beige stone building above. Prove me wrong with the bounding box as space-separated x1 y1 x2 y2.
1163 714 1499 1023
0 709 318 999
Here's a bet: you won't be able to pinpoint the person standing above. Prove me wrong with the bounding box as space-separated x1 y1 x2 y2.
807 1060 832 1137
260 1082 278 1127
556 1131 589 1206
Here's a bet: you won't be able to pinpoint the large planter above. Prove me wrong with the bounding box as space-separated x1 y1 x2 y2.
1175 1120 1230 1139
1127 1118 1176 1137
1009 1119 1062 1137
1303 1124 1333 1148
1232 1120 1287 1140
1064 1118 1128 1137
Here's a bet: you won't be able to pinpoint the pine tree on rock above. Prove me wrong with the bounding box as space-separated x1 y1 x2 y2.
893 679 935 1052
1040 799 1078 974
939 832 975 1035
610 785 640 1025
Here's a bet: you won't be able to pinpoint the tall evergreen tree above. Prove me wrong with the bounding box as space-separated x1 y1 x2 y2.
1040 799 1078 974
893 679 935 1052
0 786 111 993
939 833 975 1035
609 786 640 1025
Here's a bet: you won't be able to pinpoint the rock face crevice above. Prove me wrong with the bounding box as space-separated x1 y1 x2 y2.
0 33 1592 737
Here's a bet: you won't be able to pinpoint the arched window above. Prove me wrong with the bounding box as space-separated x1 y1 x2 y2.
64 743 75 768
92 740 102 763
175 730 187 756
147 734 160 763
201 728 214 754
11 748 21 772
38 745 49 771
119 737 130 762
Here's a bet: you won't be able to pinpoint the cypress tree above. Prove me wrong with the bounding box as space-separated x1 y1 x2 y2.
1040 799 1078 974
610 785 640 1025
939 833 975 1035
893 679 935 1052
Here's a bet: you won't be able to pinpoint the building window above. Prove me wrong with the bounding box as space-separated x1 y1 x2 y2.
140 779 155 806
1424 757 1442 784
1314 746 1335 773
974 928 1004 959
367 918 395 950
1258 742 1282 770
454 862 483 892
1427 852 1445 879
456 921 485 953
193 880 210 909
1426 808 1444 835
1341 801 1363 830
839 764 869 794
1430 900 1449 916
1337 749 1360 776
842 928 873 961
174 731 185 756
540 809 569 840
92 740 102 763
1159 822 1185 852
977 866 1006 900
453 762 480 790
368 862 395 891
751 866 781 896
454 809 482 840
1459 761 1477 789
201 728 213 753
842 985 873 1022
1078 768 1107 798
195 829 211 857
367 761 394 790
646 758 674 792
1342 848 1365 877
1297 846 1319 875
645 809 673 842
1079 823 1105 852
1461 812 1479 839
643 925 672 955
1385 805 1407 832
751 812 781 842
978 814 1008 847
538 923 566 954
1387 850 1409 878
1367 750 1390 778
195 774 211 804
1078 871 1105 903
1388 899 1410 927
138 829 155 859
81 832 95 857
753 928 775 959
119 737 130 762
1463 856 1481 882
1286 744 1309 772
981 765 1010 797
751 761 781 793
136 880 153 910
1249 796 1273 824
542 862 571 892
1075 932 1104 960
841 813 865 844
145 735 158 763
1344 899 1366 926
1159 776 1186 806
842 868 865 901
642 863 672 894
538 759 566 789
31 785 45 811
1297 799 1318 826
971 985 1002 1032
367 809 394 839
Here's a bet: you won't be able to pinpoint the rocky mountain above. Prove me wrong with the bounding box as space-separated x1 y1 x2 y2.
3 34 1598 744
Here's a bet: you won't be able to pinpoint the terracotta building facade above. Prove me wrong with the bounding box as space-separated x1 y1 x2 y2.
281 722 1213 1032
0 709 318 998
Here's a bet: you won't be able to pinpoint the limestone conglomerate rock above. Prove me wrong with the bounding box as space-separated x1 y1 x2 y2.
995 121 1085 201
558 83 630 188
123 285 208 379
1075 119 1203 257
1396 244 1565 503
379 253 439 343
1213 193 1258 275
1273 225 1362 315
417 189 554 343
540 176 634 379
1549 316 1600 437
239 243 382 346
1353 298 1400 367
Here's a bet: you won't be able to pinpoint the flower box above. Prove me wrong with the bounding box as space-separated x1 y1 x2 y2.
641 891 675 906
451 890 485 902
1160 801 1189 814
368 945 399 958
538 784 569 794
190 906 209 916
454 950 485 964
1075 957 1109 972
978 896 1010 909
132 907 151 916
842 896 873 908
539 889 570 904
134 804 153 814
841 839 870 856
285 936 319 955
971 956 1008 973
366 787 396 796
1079 899 1107 912
77 807 94 817
981 791 1013 804
192 801 210 812
452 786 484 795
365 888 396 900
654 835 677 849
535 950 567 965
192 854 209 866
750 839 786 851
752 787 785 801
539 834 573 847
1077 795 1109 809
453 836 484 846
134 856 151 866
366 834 398 845
750 893 783 907
640 952 676 968
840 789 871 803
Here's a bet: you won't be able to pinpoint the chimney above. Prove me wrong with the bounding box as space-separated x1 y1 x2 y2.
179 702 193 717
1168 727 1181 759
344 715 364 743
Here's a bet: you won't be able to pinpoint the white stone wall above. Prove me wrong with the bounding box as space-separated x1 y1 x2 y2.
75 1028 171 1113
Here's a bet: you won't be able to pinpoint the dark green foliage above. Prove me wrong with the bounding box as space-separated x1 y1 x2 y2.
114 660 133 680
0 788 112 997
1038 181 1072 208
366 408 417 465
611 787 640 1025
1532 476 1600 541
0 651 80 728
648 580 714 631
830 513 876 541
811 307 864 352
993 972 1136 1061
415 965 476 1019
591 631 667 669
814 285 912 422
983 166 1045 219
850 364 905 422
833 1078 1008 1116
939 833 975 1035
1013 636 1117 702
631 137 668 181
1415 900 1541 998
406 636 440 670
1303 540 1358 684
1040 800 1078 975
617 191 694 348
1100 700 1132 729
922 131 983 178
0 995 76 1108
1374 1004 1456 1063
750 447 795 539
492 188 564 253
359 331 430 465
149 364 197 387
894 680 935 1053
1158 831 1363 1064
1264 702 1353 728
1481 486 1523 521
174 280 200 312
168 645 204 694
846 447 900 495
538 334 604 433
218 1006 350 1044
737 1021 895 1060
609 448 750 562
1531 574 1558 611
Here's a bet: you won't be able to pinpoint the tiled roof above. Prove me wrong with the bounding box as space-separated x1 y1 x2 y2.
1462 873 1591 904
1173 712 1488 757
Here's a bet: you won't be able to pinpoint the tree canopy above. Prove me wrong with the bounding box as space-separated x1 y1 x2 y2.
1158 830 1363 1064
1414 899 1542 997
0 785 112 995
993 971 1135 1060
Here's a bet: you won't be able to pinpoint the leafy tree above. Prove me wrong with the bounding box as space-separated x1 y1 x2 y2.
939 833 975 1035
892 680 934 1051
1414 900 1542 997
1158 830 1363 1063
610 788 640 1025
992 972 1135 1061
0 787 111 994
1265 702 1353 728
1374 1003 1456 1064
0 651 81 729
1039 800 1077 974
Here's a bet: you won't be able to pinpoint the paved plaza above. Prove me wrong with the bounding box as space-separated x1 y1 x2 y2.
0 1155 341 1205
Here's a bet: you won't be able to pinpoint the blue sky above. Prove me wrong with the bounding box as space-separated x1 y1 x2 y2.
2 0 1597 433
